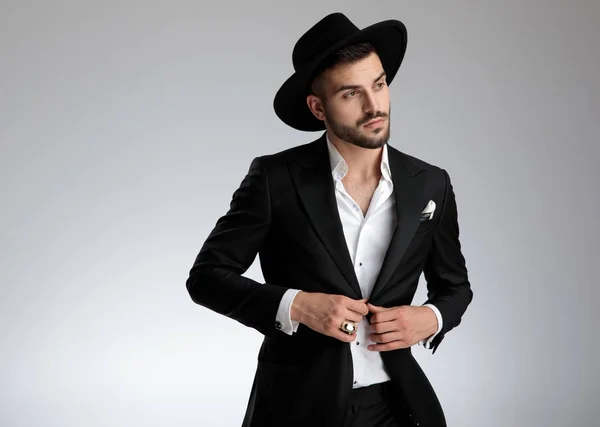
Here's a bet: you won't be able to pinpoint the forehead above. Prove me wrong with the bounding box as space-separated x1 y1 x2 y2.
326 52 385 85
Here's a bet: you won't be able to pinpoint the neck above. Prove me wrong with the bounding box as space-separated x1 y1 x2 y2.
327 131 383 182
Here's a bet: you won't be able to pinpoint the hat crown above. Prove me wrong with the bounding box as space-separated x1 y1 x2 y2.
292 13 359 71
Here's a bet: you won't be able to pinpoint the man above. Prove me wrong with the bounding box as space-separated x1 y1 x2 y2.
186 12 473 427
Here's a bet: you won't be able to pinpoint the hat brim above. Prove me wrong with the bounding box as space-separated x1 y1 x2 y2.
273 20 407 132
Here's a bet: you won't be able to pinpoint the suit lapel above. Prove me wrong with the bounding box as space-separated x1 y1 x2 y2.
369 146 427 302
289 133 363 299
289 132 427 301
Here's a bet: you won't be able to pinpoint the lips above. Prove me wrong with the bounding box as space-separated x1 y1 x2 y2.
364 118 385 127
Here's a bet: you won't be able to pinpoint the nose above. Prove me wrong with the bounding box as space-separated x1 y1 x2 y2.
362 89 380 114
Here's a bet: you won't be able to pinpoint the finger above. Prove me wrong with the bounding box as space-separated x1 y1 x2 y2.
342 308 363 324
369 320 397 334
347 298 369 316
367 303 386 313
367 340 408 352
369 331 403 344
367 303 395 314
333 328 358 343
369 307 398 324
325 316 358 342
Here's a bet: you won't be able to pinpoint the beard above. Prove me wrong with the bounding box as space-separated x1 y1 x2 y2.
324 104 391 149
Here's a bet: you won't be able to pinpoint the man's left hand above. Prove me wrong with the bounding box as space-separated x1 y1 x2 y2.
366 303 438 351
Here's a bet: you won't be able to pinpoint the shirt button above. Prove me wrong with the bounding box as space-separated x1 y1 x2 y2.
359 262 362 266
275 321 282 330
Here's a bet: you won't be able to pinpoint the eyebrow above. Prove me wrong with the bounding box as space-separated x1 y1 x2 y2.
333 71 387 95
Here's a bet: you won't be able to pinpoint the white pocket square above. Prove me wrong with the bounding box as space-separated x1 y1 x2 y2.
421 200 436 221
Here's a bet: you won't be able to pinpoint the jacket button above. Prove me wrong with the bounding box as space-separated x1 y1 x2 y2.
275 321 282 330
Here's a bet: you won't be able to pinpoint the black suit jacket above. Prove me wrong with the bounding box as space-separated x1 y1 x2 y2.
186 132 473 427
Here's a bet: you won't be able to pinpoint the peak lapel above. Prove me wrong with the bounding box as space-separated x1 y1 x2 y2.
369 146 427 303
289 134 362 299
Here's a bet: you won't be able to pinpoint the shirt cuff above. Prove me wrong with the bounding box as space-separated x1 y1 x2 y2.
275 289 302 335
418 303 443 349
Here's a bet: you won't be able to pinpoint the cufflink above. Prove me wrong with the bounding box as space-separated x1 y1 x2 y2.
275 321 282 330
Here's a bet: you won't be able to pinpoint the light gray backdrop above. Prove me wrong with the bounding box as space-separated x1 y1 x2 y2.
1 1 598 426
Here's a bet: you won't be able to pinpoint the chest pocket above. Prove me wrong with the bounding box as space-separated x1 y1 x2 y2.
414 215 437 234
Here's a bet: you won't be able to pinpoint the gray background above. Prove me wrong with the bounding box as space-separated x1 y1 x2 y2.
1 1 598 426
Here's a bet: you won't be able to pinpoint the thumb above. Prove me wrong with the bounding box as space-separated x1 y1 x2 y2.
367 302 384 312
357 298 370 315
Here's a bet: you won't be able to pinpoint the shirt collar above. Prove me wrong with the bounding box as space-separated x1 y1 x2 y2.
325 132 392 182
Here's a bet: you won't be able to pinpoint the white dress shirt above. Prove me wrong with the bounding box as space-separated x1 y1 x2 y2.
275 133 443 388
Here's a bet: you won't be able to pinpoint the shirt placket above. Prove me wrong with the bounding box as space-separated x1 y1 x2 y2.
333 162 394 388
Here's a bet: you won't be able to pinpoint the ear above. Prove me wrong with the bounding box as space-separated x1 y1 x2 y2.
306 94 326 121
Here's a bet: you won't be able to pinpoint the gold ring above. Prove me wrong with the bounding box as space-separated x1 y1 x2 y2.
340 320 358 335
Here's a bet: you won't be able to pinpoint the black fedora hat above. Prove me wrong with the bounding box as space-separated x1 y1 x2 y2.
273 12 407 132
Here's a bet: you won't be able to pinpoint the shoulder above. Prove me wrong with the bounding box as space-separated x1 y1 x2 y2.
260 141 316 165
387 144 449 184
261 142 314 164
390 145 442 172
250 137 322 173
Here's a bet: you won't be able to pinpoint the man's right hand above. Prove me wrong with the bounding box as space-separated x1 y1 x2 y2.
290 291 369 342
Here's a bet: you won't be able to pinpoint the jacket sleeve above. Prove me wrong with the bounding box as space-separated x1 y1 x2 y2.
422 168 473 354
185 156 289 338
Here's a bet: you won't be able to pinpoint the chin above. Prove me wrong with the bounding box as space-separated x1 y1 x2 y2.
364 131 389 146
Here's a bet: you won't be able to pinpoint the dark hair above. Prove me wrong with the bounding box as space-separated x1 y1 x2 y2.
308 42 377 100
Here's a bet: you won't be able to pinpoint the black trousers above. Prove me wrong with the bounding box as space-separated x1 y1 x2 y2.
344 381 414 427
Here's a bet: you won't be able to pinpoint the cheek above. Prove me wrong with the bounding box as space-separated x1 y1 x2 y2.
328 101 368 126
379 91 390 107
332 107 358 124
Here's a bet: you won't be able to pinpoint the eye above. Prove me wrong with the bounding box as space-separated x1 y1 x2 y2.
344 90 357 99
377 82 385 88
